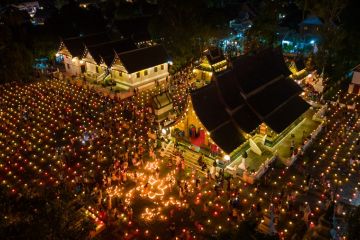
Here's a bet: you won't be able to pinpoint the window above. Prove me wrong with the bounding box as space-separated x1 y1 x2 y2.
144 70 148 76
136 72 140 78
154 66 158 72
119 72 122 77
161 64 164 70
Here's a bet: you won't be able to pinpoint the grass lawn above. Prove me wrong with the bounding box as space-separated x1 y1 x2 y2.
246 147 274 172
274 111 321 161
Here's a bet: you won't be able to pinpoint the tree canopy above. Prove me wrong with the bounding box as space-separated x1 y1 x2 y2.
0 7 33 84
149 0 229 70
246 0 360 81
293 0 360 82
0 185 95 240
348 205 360 240
244 0 288 53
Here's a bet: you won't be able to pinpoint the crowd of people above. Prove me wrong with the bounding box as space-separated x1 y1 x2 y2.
0 79 163 196
1 72 359 239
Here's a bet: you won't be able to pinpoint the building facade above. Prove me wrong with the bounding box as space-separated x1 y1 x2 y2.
110 45 169 89
57 33 169 90
193 47 228 82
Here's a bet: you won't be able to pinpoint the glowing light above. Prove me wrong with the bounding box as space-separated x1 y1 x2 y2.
224 155 230 161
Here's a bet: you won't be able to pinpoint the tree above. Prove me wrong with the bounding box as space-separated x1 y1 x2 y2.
47 1 106 38
0 185 95 240
149 0 229 70
296 0 354 82
54 0 69 10
244 0 289 53
0 7 34 84
0 43 33 83
348 206 360 240
296 0 347 25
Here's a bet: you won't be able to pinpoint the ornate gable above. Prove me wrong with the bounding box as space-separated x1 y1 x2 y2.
82 47 97 64
111 53 128 73
58 41 71 57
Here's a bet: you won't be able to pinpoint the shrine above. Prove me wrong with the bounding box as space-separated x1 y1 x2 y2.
192 47 228 83
171 48 323 183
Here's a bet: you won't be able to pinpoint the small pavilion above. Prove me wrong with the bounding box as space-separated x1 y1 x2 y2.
193 47 228 83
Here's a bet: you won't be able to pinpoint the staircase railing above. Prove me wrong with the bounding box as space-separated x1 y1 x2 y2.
96 72 106 82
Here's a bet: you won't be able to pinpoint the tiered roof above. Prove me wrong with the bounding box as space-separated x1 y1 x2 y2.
205 47 226 65
190 48 309 153
152 92 173 110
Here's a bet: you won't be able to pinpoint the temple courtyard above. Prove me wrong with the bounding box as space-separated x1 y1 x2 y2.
0 79 359 239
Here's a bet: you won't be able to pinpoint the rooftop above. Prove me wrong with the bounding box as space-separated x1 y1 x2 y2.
117 45 169 73
61 32 110 57
190 48 309 153
205 47 226 65
86 39 137 65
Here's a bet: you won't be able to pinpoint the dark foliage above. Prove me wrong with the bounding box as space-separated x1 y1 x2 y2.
148 0 229 70
348 206 360 240
0 185 95 240
0 7 34 84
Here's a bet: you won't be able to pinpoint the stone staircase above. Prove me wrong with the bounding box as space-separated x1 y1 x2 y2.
182 150 206 175
161 142 211 175
162 141 176 158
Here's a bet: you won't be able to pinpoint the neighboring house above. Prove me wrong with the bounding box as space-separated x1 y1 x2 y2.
348 65 360 95
229 12 252 33
32 8 46 25
193 47 228 82
11 1 39 17
7 1 55 25
299 15 323 36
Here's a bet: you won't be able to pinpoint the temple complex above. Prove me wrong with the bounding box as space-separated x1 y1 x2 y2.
171 48 323 183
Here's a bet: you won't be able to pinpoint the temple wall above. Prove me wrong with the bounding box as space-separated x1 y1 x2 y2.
63 55 81 76
173 106 209 146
